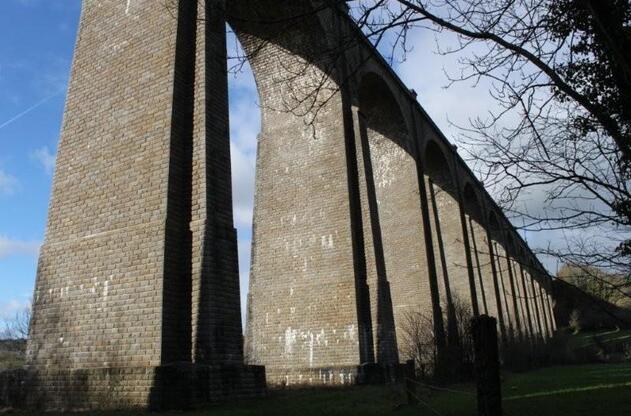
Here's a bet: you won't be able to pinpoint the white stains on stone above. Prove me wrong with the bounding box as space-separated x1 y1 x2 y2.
371 136 408 189
58 336 64 344
320 234 334 249
345 324 356 342
103 280 109 300
125 0 131 15
107 40 130 54
308 332 314 367
284 327 298 355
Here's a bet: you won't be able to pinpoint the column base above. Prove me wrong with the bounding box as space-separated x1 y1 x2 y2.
264 363 407 387
0 363 266 411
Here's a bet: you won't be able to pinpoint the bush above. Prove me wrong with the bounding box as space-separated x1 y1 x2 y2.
569 309 582 334
399 295 475 381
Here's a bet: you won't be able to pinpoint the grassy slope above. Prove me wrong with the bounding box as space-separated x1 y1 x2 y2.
432 363 631 416
567 328 631 350
9 362 631 416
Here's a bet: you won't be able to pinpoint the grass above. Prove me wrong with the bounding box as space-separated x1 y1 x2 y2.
6 362 631 415
402 362 631 416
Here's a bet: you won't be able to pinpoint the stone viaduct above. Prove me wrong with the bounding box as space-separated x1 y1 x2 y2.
2 0 556 410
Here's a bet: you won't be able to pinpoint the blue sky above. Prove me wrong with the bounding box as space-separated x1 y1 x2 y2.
0 0 82 318
0 0 565 323
0 0 263 322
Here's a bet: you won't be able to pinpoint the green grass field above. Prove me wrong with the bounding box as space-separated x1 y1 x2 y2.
8 362 631 416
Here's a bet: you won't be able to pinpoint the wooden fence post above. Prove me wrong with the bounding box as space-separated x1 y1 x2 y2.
472 315 502 416
405 359 418 405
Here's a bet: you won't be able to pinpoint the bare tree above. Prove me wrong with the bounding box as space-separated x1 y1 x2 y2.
400 294 474 379
1 306 31 340
349 0 631 279
158 1 630 287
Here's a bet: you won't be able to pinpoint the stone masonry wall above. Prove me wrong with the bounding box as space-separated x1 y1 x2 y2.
28 0 190 370
231 3 374 385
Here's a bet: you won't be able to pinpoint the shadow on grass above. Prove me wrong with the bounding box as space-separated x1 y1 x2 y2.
5 362 631 416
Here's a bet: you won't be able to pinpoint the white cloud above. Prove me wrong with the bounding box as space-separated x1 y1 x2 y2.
0 235 40 260
230 142 256 229
31 146 56 175
0 170 19 195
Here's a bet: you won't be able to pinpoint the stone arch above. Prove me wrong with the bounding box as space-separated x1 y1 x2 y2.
354 71 426 365
227 1 339 137
354 61 418 149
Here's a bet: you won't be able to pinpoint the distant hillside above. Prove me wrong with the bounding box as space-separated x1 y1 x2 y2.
0 339 26 370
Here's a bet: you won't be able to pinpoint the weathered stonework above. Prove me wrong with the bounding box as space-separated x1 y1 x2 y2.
2 0 265 410
2 0 558 408
237 1 557 384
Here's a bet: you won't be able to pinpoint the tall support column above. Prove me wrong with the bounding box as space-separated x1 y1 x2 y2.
505 256 523 338
191 0 243 366
23 0 264 409
428 180 461 351
544 277 558 332
540 277 555 335
484 229 507 344
353 109 399 365
493 243 515 338
527 270 545 339
535 278 551 340
468 219 489 315
409 111 447 375
451 148 480 317
518 264 535 339
27 0 199 379
240 3 378 385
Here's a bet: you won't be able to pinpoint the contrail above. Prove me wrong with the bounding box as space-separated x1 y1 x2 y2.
0 89 64 131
